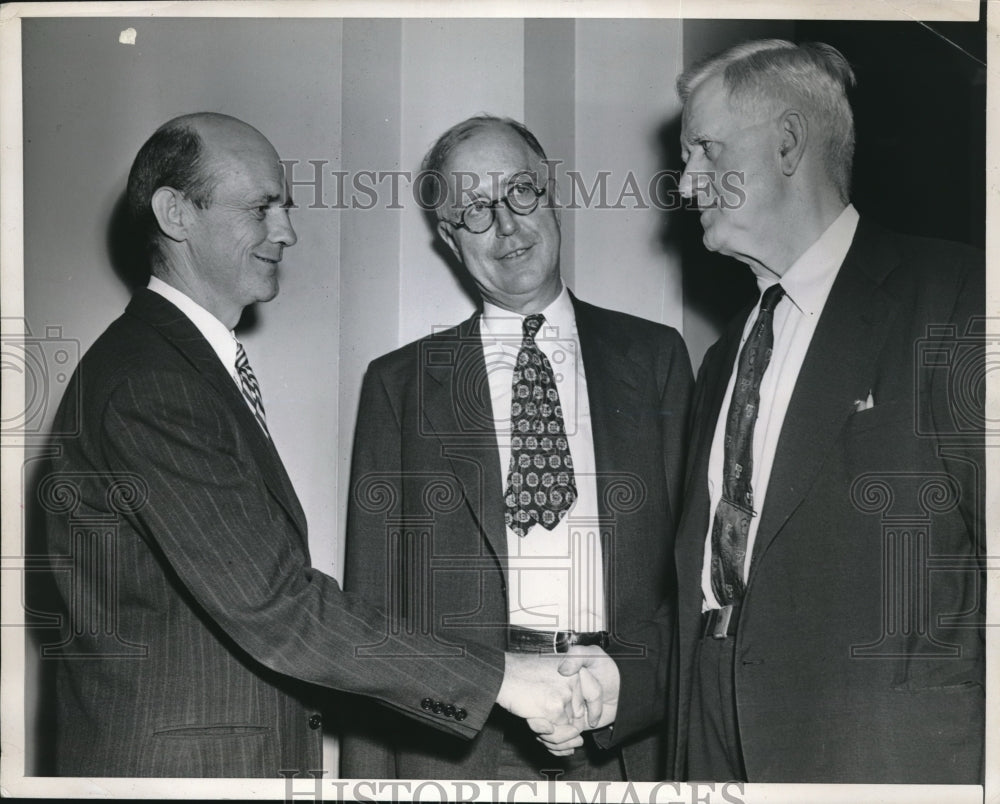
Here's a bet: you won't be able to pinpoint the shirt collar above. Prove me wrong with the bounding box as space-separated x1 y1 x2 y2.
147 276 239 376
758 203 860 317
480 283 575 341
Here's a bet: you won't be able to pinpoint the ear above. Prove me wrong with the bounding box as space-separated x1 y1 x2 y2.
778 110 807 177
437 219 462 262
150 186 192 243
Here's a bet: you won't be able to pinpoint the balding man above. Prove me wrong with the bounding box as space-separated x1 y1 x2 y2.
341 115 693 781
42 113 590 777
564 40 985 784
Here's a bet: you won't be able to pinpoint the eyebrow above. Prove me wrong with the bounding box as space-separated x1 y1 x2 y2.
683 130 712 147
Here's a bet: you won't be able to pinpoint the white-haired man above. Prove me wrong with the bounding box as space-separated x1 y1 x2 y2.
561 39 984 784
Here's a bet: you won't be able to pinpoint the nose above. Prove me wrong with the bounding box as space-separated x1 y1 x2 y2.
493 202 519 237
678 164 695 200
269 208 297 247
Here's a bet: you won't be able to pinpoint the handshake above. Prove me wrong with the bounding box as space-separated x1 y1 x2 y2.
495 646 620 756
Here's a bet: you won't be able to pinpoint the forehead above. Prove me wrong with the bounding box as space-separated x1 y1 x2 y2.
441 125 539 182
203 131 286 198
682 74 739 138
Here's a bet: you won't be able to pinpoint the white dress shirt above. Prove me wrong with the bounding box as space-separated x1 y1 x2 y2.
481 286 605 632
147 276 243 389
701 204 860 610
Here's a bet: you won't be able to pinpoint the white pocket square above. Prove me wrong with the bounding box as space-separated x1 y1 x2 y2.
853 391 875 413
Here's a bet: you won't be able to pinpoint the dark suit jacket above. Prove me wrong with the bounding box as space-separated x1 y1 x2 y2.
610 220 985 783
42 289 507 777
340 294 693 780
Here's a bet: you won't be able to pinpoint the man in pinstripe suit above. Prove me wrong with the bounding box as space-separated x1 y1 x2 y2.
41 112 593 777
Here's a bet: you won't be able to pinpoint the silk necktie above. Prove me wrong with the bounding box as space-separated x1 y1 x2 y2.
235 341 269 437
503 314 577 537
710 283 785 605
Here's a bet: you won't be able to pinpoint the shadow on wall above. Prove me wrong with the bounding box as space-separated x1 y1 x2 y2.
106 191 150 292
652 110 758 354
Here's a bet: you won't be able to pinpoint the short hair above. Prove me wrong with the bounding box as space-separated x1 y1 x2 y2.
678 39 857 203
126 117 218 269
418 115 549 211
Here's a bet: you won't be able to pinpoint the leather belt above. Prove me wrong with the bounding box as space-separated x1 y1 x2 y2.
702 603 739 639
507 625 610 654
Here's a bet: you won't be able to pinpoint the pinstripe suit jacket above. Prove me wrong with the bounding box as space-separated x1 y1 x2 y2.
340 295 693 780
42 289 505 777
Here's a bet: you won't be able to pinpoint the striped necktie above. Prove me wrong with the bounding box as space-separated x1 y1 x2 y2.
235 341 269 437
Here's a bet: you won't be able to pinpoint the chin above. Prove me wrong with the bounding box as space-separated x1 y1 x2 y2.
701 223 731 255
258 281 280 303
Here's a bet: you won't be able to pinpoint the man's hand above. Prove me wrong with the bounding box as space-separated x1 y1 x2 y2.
526 645 622 755
560 645 620 730
496 651 587 726
499 647 620 756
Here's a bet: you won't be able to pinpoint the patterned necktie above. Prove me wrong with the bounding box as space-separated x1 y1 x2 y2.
710 283 785 605
235 341 269 437
503 314 577 537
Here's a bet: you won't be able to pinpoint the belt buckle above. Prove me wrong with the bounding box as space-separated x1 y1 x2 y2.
711 604 734 639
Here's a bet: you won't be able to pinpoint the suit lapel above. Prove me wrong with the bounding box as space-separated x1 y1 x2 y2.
421 313 508 567
676 325 742 620
571 297 644 529
750 220 897 571
126 289 309 542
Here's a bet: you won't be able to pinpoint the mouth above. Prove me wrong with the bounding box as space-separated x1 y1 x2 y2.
498 245 532 261
254 255 281 265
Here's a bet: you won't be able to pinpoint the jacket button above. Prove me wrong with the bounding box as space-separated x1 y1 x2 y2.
308 714 323 730
432 702 444 714
421 698 433 711
455 708 467 721
444 705 456 718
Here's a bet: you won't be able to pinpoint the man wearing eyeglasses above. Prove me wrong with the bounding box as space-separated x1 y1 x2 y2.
340 115 693 781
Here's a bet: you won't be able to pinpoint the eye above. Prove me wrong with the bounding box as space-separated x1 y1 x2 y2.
462 198 493 228
509 182 537 201
250 205 269 220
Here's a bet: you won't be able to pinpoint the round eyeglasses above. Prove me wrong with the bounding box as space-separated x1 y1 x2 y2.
444 181 547 234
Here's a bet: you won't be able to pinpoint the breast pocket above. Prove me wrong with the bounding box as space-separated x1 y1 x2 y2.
843 399 924 475
844 399 911 436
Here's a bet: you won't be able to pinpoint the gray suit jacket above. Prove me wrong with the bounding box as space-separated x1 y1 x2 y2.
340 294 693 780
43 289 506 777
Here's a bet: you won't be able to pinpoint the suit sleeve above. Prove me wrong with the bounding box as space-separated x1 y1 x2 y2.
931 250 986 556
596 329 694 752
928 249 986 645
101 367 503 739
339 362 417 776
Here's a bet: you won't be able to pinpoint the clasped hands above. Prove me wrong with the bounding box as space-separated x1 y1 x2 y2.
496 645 620 756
